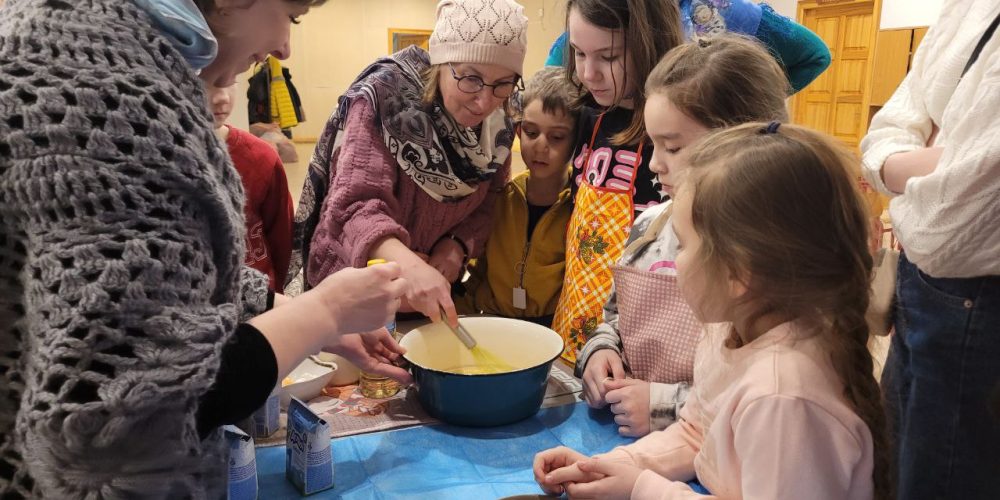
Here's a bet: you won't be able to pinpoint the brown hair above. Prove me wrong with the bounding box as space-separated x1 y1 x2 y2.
682 123 891 500
645 35 790 129
564 0 684 145
520 67 581 129
194 0 327 14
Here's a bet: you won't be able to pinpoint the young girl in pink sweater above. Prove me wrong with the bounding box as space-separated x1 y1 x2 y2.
533 123 890 500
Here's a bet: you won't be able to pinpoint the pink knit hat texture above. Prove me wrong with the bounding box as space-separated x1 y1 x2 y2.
429 0 529 75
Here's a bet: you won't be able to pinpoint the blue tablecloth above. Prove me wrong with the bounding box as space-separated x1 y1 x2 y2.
256 401 635 499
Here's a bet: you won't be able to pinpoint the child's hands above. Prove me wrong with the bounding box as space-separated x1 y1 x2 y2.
604 378 652 437
582 349 626 408
567 458 644 500
533 446 599 496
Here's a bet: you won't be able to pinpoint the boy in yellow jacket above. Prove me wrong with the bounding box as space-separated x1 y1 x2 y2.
455 68 578 327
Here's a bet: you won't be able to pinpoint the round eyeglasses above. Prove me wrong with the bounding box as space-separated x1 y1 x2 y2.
448 63 523 99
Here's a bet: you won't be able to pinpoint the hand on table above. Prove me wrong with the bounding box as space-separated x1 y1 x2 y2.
604 378 652 437
566 458 644 500
533 446 599 496
582 349 626 408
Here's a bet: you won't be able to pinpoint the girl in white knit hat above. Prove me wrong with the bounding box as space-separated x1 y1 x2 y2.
291 0 529 328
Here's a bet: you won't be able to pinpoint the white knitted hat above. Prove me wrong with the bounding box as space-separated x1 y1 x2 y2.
429 0 528 76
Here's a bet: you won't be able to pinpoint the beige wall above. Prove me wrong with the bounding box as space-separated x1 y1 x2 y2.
881 0 943 29
760 0 796 18
279 0 567 139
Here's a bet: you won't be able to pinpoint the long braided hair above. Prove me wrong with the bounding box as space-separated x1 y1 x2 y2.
683 122 892 500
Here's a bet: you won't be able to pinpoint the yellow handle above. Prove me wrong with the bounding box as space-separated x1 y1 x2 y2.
366 259 387 266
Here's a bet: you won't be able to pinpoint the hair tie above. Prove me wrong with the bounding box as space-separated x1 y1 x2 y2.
697 38 711 48
760 121 781 134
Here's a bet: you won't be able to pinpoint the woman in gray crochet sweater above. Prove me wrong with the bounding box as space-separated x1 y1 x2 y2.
0 0 410 497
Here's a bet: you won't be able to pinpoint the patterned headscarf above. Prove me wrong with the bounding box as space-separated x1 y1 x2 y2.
287 46 514 289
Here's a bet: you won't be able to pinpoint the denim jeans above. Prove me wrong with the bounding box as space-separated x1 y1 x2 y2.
882 253 1000 499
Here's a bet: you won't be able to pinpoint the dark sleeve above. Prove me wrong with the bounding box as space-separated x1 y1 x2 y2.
196 323 279 438
755 4 832 93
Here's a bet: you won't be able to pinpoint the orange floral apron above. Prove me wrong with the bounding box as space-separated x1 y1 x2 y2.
553 113 644 363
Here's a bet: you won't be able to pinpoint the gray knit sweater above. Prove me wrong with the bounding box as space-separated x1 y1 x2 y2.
0 0 269 497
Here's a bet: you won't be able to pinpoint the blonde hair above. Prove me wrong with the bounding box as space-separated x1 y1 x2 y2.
564 0 684 146
422 64 444 107
683 123 891 500
645 35 789 129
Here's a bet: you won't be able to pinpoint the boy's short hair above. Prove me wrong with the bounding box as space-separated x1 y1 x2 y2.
520 67 580 128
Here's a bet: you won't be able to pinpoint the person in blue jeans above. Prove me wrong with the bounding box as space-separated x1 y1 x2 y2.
861 1 1000 498
544 0 830 93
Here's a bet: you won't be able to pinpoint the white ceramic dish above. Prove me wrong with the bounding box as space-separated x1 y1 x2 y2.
278 356 337 408
315 352 360 386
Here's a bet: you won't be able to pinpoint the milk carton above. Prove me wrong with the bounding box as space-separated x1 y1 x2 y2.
238 392 280 438
224 425 258 500
285 397 334 494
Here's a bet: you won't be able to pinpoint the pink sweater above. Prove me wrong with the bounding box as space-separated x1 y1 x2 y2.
599 322 875 500
306 98 510 287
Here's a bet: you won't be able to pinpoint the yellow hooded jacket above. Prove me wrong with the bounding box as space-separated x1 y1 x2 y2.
267 56 299 129
456 170 572 324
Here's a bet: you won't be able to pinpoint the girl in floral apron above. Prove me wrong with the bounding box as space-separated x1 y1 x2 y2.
552 0 685 363
575 36 793 437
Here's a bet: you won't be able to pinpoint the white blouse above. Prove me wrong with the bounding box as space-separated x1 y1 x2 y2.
861 0 1000 278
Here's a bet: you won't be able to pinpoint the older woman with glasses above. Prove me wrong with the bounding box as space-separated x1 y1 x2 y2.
291 0 528 325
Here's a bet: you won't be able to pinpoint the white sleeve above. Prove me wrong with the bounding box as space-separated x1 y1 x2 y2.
888 49 1000 276
860 39 938 195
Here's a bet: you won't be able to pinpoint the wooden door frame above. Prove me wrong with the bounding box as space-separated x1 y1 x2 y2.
388 28 433 54
792 0 884 139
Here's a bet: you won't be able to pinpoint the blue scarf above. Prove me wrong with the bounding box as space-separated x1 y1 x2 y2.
132 0 218 70
680 0 763 40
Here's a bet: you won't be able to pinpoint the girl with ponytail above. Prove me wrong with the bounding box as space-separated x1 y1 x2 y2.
534 122 890 499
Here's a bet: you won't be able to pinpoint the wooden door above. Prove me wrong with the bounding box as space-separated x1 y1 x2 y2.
793 0 882 149
869 29 913 106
